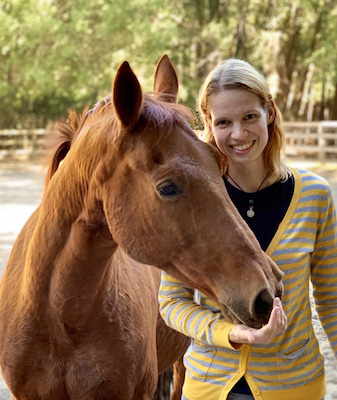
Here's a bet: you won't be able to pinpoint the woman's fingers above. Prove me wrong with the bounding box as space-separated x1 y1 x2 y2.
258 298 287 341
229 298 288 346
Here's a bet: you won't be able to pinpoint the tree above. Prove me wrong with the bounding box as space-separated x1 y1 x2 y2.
0 0 336 128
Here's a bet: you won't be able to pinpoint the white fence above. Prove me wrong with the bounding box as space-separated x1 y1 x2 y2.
1 122 337 159
284 121 337 159
0 129 48 156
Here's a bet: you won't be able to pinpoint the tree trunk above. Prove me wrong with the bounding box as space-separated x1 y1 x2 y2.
330 83 337 120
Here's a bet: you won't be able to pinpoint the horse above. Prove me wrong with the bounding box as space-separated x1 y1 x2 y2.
0 55 283 400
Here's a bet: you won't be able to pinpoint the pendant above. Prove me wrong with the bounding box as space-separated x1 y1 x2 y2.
247 206 255 218
247 199 255 218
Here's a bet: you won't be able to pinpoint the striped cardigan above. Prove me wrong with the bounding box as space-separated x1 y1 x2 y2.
159 168 337 400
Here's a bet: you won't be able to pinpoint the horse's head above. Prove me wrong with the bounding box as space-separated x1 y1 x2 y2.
54 55 283 329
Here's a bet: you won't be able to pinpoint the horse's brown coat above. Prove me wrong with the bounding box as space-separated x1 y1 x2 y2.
0 56 283 399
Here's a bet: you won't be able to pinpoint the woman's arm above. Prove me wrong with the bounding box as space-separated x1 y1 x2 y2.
311 184 337 358
159 271 237 349
159 271 287 348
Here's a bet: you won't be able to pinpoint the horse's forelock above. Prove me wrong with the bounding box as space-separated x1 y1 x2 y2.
142 93 194 128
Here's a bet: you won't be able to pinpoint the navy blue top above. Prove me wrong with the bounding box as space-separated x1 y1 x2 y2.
223 175 294 251
223 174 294 394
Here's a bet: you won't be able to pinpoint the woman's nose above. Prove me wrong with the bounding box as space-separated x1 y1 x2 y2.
231 123 248 140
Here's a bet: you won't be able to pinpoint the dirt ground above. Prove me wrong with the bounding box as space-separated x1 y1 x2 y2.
0 157 337 399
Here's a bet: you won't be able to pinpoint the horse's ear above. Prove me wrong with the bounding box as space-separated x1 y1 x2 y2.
45 141 71 186
113 61 143 128
153 54 178 103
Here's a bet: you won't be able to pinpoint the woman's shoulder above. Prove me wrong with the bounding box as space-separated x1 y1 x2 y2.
289 166 330 188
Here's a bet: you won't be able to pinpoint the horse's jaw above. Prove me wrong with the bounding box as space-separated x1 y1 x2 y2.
218 300 266 329
216 281 283 329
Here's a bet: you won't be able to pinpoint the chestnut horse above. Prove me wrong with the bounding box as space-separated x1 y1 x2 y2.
0 56 283 400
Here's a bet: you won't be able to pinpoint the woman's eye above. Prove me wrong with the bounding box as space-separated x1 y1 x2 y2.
245 114 256 120
217 120 229 126
157 182 182 199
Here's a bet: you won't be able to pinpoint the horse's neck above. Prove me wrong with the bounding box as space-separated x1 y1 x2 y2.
48 214 117 327
22 163 116 325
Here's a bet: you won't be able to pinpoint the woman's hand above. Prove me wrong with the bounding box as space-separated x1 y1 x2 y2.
229 298 287 346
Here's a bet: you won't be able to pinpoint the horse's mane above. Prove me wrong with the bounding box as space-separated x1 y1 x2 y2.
44 108 90 186
45 94 194 187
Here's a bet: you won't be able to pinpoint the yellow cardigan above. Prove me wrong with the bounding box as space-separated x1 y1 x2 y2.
159 168 337 400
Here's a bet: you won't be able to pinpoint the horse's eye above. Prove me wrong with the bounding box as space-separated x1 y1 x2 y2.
157 181 182 199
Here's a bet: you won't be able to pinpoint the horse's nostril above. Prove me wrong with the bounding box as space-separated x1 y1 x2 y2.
254 289 273 320
276 281 284 301
276 288 283 301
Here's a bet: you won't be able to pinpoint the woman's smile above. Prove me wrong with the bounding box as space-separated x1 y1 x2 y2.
231 140 255 152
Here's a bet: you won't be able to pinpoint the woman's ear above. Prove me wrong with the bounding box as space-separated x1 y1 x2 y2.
267 99 276 124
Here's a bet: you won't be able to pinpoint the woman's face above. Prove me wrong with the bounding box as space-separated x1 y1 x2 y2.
209 89 275 169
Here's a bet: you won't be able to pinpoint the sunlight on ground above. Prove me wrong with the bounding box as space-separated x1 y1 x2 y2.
286 158 337 174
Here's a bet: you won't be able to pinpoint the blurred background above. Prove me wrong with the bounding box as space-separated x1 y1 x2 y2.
0 0 336 129
0 0 337 398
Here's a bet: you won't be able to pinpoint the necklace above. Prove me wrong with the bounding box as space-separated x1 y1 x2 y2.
227 171 269 218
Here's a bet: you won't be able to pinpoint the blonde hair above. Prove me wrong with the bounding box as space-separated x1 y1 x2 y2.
198 59 289 182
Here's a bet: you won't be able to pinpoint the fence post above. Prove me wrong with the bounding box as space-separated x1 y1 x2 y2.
22 130 30 155
317 122 324 161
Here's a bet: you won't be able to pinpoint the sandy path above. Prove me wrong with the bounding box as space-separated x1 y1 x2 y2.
0 158 336 399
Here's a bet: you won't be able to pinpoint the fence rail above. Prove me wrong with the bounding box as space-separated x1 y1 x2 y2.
1 122 337 159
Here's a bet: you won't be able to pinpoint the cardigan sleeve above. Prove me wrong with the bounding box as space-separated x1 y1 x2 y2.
310 183 337 359
158 271 237 350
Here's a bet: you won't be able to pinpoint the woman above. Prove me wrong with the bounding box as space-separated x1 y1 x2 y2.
159 59 337 400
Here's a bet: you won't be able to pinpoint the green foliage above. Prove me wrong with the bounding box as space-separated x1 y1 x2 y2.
0 0 336 128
